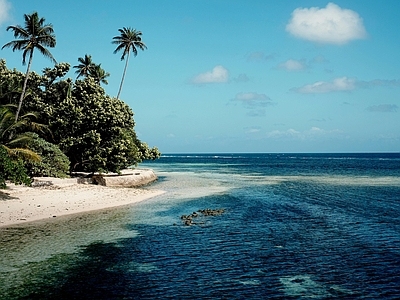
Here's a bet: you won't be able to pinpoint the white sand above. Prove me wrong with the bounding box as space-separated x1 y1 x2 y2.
0 178 165 227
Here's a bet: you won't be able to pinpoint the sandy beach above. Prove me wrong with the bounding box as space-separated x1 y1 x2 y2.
0 176 165 227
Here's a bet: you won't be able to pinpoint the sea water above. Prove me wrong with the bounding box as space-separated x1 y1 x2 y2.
0 153 400 299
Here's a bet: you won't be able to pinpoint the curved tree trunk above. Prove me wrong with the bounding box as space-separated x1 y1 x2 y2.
116 51 130 100
15 50 34 122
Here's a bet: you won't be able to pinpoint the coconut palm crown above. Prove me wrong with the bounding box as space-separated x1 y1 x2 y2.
112 27 147 99
1 12 56 122
73 54 94 79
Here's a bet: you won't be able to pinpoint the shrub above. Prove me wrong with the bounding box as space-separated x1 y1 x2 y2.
25 133 70 178
0 146 31 188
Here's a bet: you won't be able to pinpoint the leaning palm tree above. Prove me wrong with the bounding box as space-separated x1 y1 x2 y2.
73 54 94 79
112 27 147 99
1 12 56 122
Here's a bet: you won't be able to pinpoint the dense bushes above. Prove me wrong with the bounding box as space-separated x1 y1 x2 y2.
0 146 31 188
24 133 70 178
0 59 160 179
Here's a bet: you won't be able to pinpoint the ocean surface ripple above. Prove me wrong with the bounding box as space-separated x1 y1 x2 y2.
1 153 399 299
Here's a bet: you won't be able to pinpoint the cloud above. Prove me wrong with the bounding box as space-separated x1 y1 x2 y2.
312 55 329 64
278 59 306 71
309 118 327 122
232 92 273 108
367 104 398 113
292 77 356 94
191 65 229 84
286 2 367 44
0 0 11 26
234 73 250 83
293 77 400 94
230 92 274 117
247 52 275 62
266 127 342 140
244 126 261 134
247 109 267 117
358 79 400 88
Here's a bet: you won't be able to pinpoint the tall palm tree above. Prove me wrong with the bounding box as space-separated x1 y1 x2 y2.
73 54 94 79
1 12 56 122
112 27 147 99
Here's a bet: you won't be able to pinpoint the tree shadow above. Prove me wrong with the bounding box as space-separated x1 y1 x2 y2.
0 190 18 200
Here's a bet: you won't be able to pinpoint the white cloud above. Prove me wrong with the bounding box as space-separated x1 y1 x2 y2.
191 65 229 84
293 77 400 94
267 128 301 139
0 0 11 26
244 127 261 134
232 92 272 108
367 104 398 113
266 127 341 140
278 59 306 71
286 2 367 45
293 77 356 94
231 92 274 117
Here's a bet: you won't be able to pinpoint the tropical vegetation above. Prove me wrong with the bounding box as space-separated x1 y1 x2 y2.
73 55 110 85
1 12 56 122
0 12 160 188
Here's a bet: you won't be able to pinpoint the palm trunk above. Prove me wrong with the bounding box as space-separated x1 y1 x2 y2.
116 51 130 100
15 50 33 122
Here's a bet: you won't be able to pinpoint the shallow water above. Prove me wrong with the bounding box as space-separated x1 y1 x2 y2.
1 153 400 299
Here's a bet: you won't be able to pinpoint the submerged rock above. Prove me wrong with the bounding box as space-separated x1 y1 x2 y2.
180 208 225 226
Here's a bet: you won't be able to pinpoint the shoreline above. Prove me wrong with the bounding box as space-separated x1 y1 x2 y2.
0 173 165 228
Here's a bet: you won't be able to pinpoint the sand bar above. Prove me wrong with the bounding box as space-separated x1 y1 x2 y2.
0 176 165 228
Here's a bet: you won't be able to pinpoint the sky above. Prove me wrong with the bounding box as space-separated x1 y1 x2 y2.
0 0 399 153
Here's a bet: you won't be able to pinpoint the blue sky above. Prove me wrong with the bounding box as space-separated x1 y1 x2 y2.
1 0 399 153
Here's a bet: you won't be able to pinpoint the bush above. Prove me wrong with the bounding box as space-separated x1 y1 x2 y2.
24 133 70 178
0 146 31 188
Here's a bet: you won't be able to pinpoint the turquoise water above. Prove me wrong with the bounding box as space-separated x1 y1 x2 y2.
1 153 400 299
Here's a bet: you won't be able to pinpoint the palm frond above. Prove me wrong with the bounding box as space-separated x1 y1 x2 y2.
5 146 41 162
6 134 32 147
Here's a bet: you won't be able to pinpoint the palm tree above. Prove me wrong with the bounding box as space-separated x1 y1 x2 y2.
112 27 147 99
90 64 110 85
73 54 94 79
0 105 41 162
1 12 56 122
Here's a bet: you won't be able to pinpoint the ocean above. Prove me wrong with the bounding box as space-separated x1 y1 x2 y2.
1 153 400 299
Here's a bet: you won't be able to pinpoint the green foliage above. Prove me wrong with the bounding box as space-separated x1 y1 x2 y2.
1 11 56 122
50 78 143 172
112 27 147 99
24 133 70 178
0 145 31 188
73 55 109 85
0 55 160 175
0 104 42 162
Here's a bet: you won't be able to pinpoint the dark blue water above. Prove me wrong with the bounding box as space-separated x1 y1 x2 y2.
1 153 400 299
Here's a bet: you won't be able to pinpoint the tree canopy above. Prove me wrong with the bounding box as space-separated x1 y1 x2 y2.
0 59 160 175
1 13 159 186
